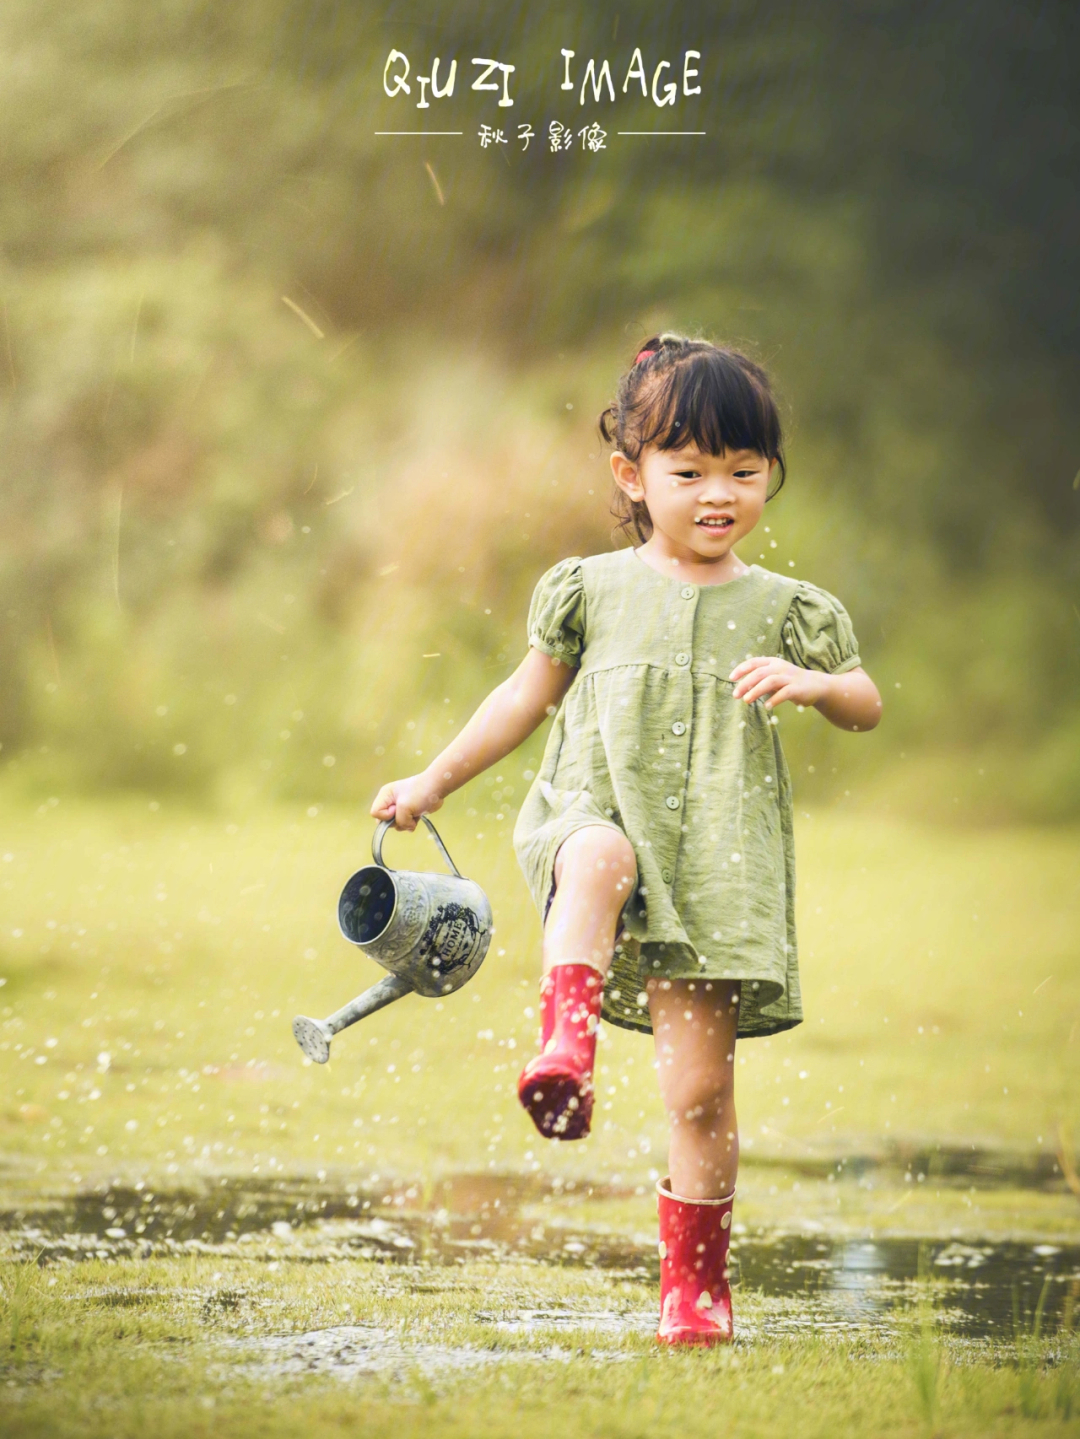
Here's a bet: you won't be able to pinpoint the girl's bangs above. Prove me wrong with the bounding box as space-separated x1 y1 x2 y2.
636 357 781 460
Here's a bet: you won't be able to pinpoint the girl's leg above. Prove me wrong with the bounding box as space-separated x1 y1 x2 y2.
543 824 637 976
518 825 636 1140
648 976 740 1345
648 977 740 1198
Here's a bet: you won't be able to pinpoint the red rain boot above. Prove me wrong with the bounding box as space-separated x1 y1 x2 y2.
517 962 604 1141
537 968 556 1050
656 1178 735 1345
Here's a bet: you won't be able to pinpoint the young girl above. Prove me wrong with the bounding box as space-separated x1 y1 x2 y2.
371 334 881 1345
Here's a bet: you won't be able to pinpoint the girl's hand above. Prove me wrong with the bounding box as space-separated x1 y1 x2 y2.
370 771 445 831
728 658 882 731
728 656 829 710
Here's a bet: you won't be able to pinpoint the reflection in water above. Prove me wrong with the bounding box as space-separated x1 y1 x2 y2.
830 1241 890 1324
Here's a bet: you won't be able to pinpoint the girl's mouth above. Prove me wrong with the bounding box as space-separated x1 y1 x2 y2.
694 515 734 532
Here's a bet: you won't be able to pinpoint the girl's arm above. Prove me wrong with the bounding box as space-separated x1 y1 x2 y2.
728 658 882 732
370 648 578 829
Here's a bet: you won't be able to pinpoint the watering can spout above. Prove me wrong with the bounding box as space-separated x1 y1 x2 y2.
292 972 413 1064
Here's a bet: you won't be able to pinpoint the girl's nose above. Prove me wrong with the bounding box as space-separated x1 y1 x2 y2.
697 476 734 499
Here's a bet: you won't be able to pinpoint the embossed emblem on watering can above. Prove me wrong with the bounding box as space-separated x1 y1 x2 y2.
292 816 493 1064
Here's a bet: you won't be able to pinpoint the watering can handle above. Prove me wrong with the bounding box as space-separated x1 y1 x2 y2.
372 815 463 878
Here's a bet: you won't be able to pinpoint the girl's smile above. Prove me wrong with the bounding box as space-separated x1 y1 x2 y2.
694 511 735 533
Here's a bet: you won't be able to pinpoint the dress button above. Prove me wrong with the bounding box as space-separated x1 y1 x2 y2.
674 652 690 666
665 795 681 810
662 867 673 884
680 586 695 599
671 721 686 736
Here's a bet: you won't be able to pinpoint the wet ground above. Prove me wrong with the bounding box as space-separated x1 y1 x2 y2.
3 1150 1079 1348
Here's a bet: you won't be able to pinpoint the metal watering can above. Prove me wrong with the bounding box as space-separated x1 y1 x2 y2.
292 816 493 1064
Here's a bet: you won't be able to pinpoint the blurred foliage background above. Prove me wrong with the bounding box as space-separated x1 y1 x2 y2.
1 0 1078 819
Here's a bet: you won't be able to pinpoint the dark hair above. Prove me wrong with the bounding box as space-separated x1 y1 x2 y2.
598 333 787 544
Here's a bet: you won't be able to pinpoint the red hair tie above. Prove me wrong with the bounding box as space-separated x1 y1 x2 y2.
634 347 658 365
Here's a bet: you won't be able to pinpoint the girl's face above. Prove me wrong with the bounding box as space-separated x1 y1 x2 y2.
611 442 774 565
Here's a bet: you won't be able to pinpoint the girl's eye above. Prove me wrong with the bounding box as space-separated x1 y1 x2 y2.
733 469 758 479
675 470 700 480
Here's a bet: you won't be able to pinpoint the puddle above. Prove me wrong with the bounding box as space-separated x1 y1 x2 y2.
222 1324 518 1381
229 1319 642 1381
3 1171 1078 1345
750 1141 1072 1192
0 1174 650 1271
731 1233 1080 1340
483 1307 652 1336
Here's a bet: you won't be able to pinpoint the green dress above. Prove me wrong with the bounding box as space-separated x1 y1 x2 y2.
511 548 862 1039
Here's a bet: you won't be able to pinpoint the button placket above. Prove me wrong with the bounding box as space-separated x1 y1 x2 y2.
660 594 694 895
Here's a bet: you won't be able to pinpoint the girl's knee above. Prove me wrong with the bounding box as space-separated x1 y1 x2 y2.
662 1064 734 1128
555 826 637 892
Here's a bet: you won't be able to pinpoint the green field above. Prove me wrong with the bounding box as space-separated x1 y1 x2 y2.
2 794 1077 1178
2 794 1079 1436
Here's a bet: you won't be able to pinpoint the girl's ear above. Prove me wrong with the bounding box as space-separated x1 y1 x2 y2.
610 450 644 501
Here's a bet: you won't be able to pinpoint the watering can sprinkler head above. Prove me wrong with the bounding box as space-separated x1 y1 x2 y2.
292 816 493 1064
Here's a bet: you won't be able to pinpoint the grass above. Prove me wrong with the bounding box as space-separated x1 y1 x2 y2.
1 1249 1079 1439
908 1244 945 1432
2 792 1080 1436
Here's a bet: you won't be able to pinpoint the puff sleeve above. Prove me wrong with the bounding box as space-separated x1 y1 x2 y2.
526 556 586 664
781 581 862 674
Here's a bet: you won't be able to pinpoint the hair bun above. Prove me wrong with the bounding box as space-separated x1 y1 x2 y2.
635 334 663 356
